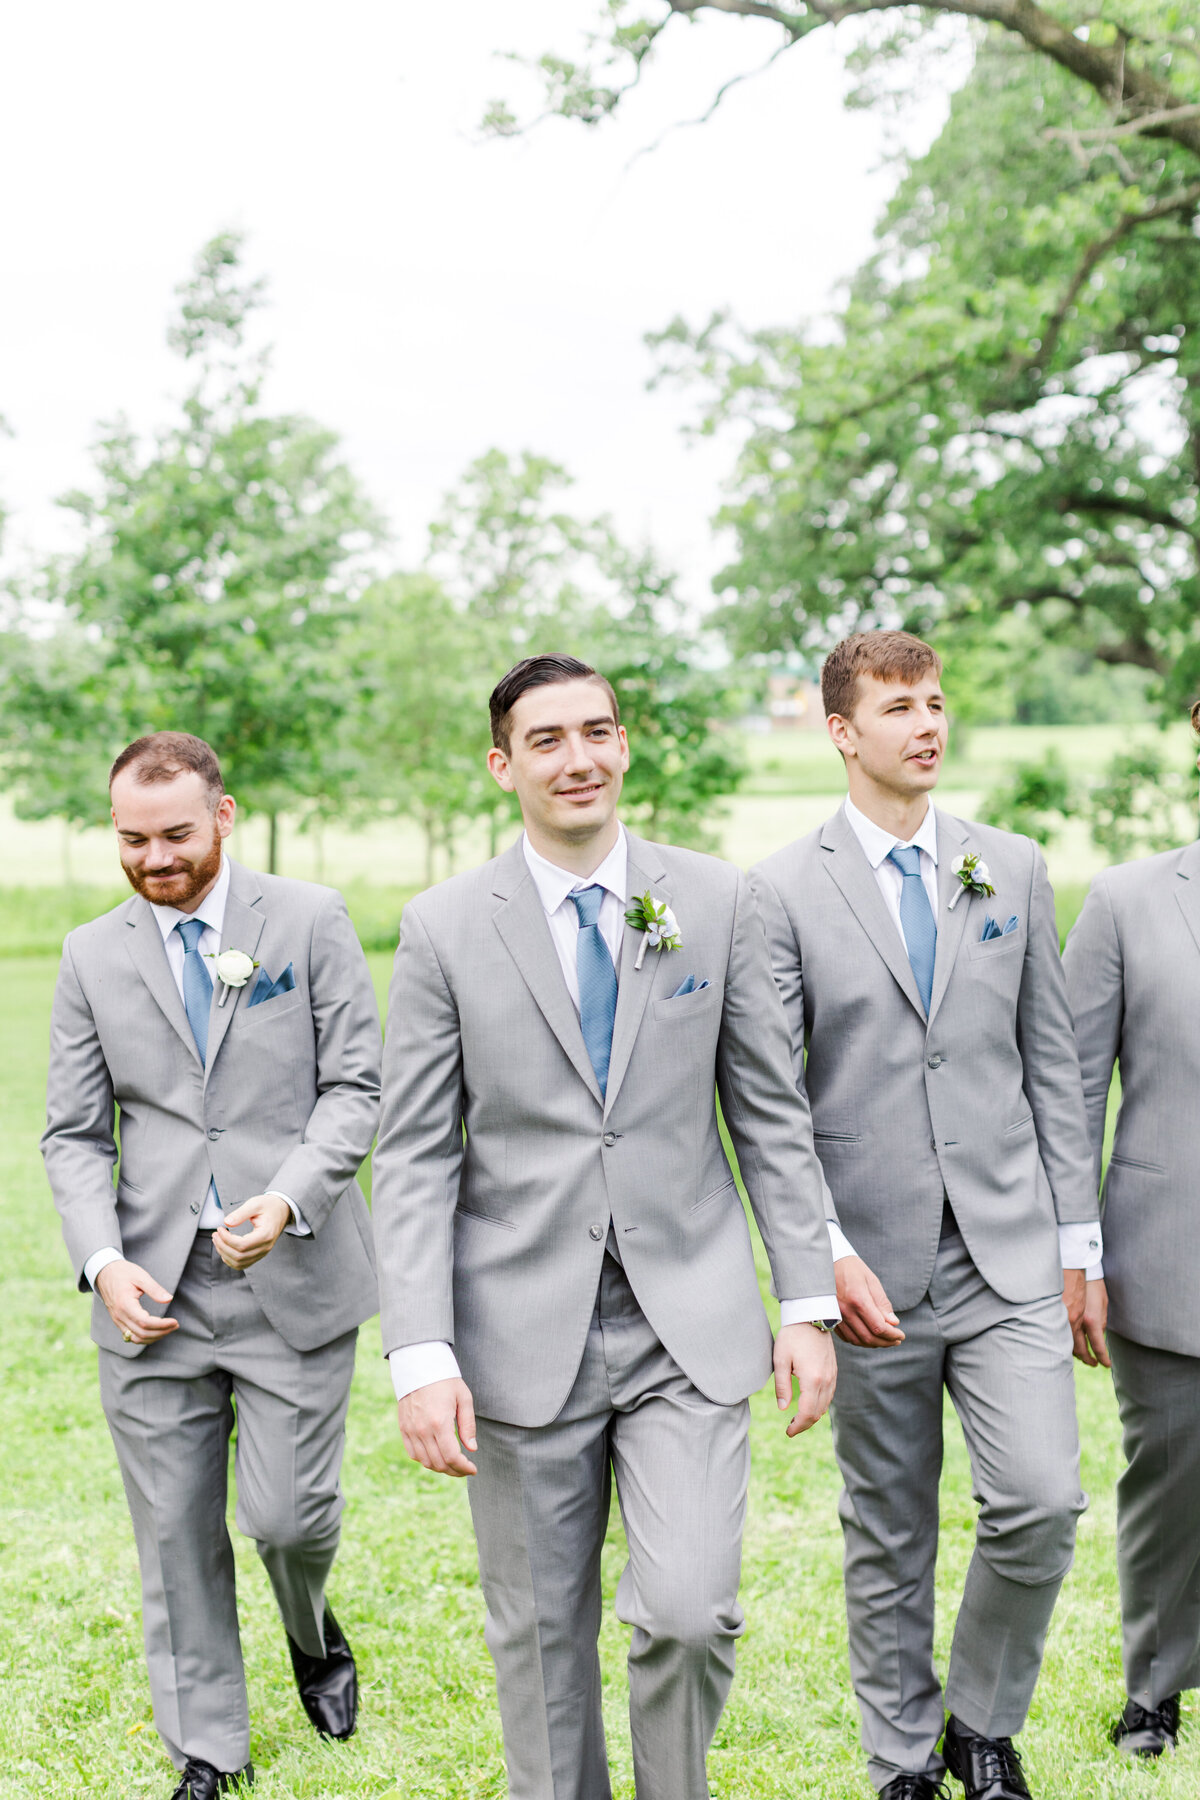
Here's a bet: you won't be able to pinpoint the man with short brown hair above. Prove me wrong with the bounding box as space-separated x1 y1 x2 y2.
42 733 381 1799
752 631 1104 1800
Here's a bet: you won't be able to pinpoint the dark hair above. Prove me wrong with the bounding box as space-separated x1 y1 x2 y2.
821 630 944 722
109 732 225 805
489 654 620 755
1191 699 1200 735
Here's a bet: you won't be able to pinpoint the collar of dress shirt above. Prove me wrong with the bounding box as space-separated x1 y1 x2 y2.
148 853 231 944
522 825 629 916
843 794 940 869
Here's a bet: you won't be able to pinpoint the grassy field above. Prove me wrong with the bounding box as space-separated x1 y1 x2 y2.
2 947 1196 1799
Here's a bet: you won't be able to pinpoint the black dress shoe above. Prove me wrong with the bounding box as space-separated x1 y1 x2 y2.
1110 1693 1180 1757
286 1606 358 1739
943 1715 1032 1799
169 1760 254 1800
879 1776 951 1799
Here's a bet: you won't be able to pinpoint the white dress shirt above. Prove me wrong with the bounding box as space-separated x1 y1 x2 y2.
389 827 842 1402
82 855 307 1291
841 796 1102 1279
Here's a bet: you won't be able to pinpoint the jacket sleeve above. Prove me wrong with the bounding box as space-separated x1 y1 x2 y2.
1061 873 1123 1190
714 870 837 1301
371 902 465 1358
265 891 382 1232
1014 845 1099 1225
41 936 121 1288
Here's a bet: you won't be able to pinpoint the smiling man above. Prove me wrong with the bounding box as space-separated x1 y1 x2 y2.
751 632 1105 1800
41 732 380 1800
372 652 838 1800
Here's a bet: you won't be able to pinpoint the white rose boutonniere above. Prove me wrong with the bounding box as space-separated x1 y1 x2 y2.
206 948 260 1006
625 892 683 970
947 851 996 911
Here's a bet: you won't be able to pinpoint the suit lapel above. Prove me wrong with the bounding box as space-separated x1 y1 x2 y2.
926 811 973 1027
820 809 926 1021
204 862 267 1082
1173 839 1200 957
603 835 671 1116
124 900 202 1063
491 842 604 1106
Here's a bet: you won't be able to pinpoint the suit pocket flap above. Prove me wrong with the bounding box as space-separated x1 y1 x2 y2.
652 986 720 1023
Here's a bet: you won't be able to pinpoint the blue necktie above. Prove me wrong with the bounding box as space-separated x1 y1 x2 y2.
175 917 212 1064
571 885 618 1097
887 845 937 1016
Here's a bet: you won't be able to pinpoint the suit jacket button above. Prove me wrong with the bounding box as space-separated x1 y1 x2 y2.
589 1224 604 1241
189 1202 200 1214
603 1132 616 1148
207 1127 221 1140
927 1054 942 1069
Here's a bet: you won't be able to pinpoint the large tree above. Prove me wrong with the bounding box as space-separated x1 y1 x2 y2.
498 4 1200 705
0 234 381 865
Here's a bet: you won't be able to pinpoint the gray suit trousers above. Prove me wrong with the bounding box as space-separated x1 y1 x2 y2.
98 1236 357 1772
1108 1330 1200 1708
831 1225 1084 1790
466 1248 749 1800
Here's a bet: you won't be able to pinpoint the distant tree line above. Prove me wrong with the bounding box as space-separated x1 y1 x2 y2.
0 236 747 878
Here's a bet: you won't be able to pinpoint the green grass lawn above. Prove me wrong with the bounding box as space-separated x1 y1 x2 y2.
2 954 1195 1799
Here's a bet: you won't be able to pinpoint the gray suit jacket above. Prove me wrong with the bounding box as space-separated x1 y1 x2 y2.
1063 844 1200 1358
42 859 381 1357
751 807 1097 1313
372 831 835 1428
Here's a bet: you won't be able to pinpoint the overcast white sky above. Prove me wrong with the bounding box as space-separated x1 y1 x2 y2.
0 2 963 608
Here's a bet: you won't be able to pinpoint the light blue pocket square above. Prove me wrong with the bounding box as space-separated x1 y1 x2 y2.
980 915 1020 941
671 975 711 998
246 962 296 1007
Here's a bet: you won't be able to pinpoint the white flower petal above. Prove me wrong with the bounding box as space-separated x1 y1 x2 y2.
215 949 256 986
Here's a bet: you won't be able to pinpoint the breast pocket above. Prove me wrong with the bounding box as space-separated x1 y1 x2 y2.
651 986 721 1025
239 995 305 1030
966 933 1025 963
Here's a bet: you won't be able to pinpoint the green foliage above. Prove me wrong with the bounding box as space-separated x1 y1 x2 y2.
649 28 1200 701
979 747 1078 845
1086 744 1197 861
0 234 382 848
983 738 1198 858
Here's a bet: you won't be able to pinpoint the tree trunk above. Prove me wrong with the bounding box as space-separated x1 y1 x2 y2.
267 812 279 875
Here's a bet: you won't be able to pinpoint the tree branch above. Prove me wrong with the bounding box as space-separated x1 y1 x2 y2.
668 1 1200 160
1015 178 1200 374
1058 490 1200 543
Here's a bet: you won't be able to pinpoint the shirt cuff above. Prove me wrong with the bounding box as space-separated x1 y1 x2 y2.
827 1220 856 1263
389 1341 462 1401
1059 1221 1103 1271
83 1246 123 1290
266 1191 312 1238
1086 1262 1104 1282
779 1296 841 1329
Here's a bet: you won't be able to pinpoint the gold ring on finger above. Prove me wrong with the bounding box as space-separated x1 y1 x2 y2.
122 1330 134 1343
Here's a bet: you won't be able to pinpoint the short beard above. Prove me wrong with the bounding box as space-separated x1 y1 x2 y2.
122 821 223 909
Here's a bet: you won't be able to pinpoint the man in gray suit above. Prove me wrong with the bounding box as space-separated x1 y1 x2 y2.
1063 714 1200 1757
751 631 1105 1800
373 652 839 1800
42 733 380 1800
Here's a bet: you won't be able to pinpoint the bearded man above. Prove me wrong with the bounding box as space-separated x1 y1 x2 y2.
41 732 381 1799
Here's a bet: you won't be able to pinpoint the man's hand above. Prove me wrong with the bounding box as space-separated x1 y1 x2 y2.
835 1256 906 1348
1071 1275 1111 1368
774 1323 837 1438
398 1377 478 1477
214 1193 291 1271
95 1259 178 1343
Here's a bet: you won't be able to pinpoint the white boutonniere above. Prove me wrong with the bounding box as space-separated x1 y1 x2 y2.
625 892 683 970
206 948 260 1006
947 851 996 910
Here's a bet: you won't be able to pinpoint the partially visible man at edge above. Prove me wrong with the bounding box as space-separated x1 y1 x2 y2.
372 652 840 1800
1063 696 1200 1761
41 732 381 1800
752 631 1106 1800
